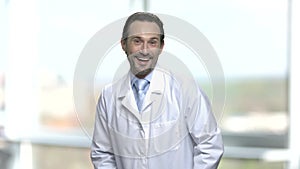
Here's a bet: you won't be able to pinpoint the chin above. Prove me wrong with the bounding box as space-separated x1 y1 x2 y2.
134 68 153 77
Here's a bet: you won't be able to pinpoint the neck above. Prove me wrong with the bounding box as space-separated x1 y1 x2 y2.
134 68 153 79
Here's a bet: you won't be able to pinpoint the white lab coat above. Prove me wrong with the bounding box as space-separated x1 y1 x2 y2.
91 67 224 169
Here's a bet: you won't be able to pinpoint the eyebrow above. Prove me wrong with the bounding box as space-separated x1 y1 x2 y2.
130 36 159 40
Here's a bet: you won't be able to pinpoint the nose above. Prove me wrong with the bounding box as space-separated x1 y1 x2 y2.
139 43 149 56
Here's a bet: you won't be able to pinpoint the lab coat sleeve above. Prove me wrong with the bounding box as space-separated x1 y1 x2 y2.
90 90 117 169
186 88 224 169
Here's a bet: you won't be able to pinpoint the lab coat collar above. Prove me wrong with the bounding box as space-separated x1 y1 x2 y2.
117 68 166 121
118 68 165 98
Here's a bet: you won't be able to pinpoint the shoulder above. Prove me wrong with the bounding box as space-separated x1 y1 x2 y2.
100 73 130 98
156 67 197 91
160 67 209 100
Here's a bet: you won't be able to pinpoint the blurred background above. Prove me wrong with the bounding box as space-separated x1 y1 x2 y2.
0 0 299 169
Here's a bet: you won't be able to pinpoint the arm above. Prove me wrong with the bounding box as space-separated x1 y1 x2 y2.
186 89 224 169
90 91 117 169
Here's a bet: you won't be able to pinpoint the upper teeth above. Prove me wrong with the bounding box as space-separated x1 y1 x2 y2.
138 57 149 61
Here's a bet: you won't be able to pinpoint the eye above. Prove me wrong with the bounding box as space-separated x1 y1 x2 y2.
149 39 158 46
133 38 142 45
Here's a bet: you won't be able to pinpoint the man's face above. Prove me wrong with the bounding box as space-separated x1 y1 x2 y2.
121 21 164 77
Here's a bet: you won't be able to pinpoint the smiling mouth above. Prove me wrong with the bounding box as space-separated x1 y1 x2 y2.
135 56 151 62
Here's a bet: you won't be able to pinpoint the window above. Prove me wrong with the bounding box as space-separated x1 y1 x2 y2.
150 0 290 168
0 0 8 128
1 0 298 168
151 0 288 138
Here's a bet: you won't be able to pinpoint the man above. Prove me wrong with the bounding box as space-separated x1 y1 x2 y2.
91 12 224 169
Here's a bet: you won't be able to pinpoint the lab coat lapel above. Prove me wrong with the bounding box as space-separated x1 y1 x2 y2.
141 69 165 122
118 73 141 121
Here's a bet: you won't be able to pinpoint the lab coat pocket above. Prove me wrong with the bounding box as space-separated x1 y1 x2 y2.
149 120 181 155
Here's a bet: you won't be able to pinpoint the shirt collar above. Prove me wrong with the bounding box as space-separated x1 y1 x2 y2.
130 70 153 87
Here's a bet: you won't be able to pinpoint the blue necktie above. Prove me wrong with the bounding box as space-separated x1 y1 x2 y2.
134 79 149 111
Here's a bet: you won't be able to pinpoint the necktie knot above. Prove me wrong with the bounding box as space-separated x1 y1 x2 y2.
134 79 148 91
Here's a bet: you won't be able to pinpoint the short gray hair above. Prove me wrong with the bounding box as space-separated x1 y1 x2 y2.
122 12 165 43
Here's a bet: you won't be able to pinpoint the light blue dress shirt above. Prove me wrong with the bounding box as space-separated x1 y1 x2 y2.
91 67 224 169
130 72 152 112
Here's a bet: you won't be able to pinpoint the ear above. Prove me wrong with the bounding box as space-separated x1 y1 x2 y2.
158 40 165 55
160 40 165 50
121 39 126 52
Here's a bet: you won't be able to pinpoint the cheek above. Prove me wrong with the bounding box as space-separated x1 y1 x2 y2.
151 48 162 56
126 45 139 54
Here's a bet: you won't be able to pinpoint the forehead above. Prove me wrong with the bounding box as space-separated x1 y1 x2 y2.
127 21 161 37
